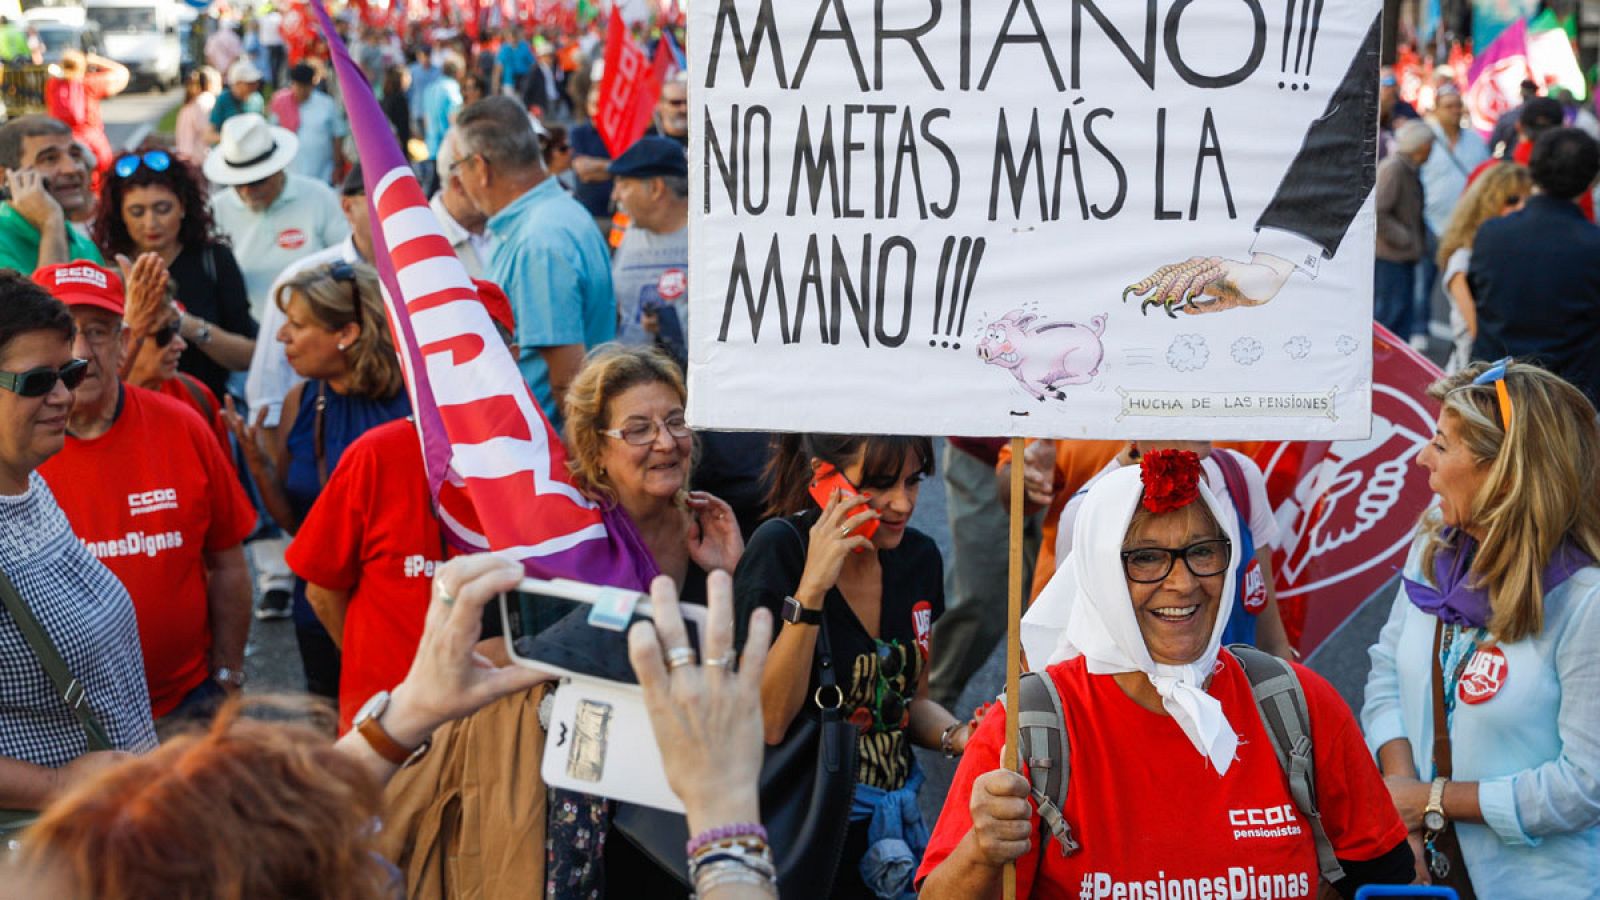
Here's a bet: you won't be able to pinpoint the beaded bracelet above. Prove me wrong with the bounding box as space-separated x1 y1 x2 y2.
686 822 768 858
694 859 779 898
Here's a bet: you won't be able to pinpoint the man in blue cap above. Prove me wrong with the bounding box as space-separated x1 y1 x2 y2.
610 136 688 354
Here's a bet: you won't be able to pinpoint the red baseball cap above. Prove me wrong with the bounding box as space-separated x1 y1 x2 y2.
472 279 516 336
33 261 126 316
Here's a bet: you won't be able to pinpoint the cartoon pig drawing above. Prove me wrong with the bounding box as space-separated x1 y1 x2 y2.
975 310 1107 401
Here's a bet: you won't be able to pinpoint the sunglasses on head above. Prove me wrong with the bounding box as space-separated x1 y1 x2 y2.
0 358 89 397
114 150 172 179
1471 357 1514 431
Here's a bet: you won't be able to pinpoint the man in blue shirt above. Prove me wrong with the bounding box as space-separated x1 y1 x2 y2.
492 29 533 98
450 97 614 427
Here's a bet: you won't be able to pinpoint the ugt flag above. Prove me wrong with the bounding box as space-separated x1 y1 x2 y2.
307 0 655 590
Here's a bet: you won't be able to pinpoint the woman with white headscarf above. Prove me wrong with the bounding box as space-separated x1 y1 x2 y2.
917 450 1414 899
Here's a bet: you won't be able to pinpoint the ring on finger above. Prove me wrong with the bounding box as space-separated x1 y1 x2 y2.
704 650 737 671
840 525 852 539
434 585 456 607
666 646 698 671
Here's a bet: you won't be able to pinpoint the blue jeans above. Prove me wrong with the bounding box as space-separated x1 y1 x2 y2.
1414 228 1438 339
1375 259 1416 338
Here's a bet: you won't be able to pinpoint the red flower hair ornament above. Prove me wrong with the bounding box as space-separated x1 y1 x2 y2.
1139 449 1203 515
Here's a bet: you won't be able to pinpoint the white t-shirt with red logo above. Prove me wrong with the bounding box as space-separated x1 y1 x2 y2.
612 224 687 346
917 653 1407 899
40 386 256 717
211 172 350 324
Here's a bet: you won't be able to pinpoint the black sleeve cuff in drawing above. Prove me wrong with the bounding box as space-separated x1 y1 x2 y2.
1253 13 1381 260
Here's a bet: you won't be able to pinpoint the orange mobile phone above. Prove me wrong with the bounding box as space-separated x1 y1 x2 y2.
809 464 879 541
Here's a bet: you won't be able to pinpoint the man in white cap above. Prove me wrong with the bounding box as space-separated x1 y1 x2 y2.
1374 119 1433 346
205 112 347 621
206 57 266 144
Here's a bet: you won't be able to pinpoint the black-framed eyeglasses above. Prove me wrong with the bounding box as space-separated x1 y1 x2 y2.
0 358 89 397
601 414 690 446
113 150 172 179
1120 538 1232 584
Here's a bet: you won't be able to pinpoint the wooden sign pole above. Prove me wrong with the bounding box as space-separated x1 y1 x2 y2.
1002 436 1025 900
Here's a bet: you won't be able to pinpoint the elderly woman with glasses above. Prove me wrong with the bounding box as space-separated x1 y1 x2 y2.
1363 359 1600 897
919 450 1413 900
92 146 257 403
525 344 742 897
224 260 410 703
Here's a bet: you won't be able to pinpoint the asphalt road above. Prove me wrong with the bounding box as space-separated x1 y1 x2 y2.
100 86 185 154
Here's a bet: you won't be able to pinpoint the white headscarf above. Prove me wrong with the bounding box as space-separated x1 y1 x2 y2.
1041 465 1241 774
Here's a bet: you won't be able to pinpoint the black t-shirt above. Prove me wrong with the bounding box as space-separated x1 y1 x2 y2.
734 513 944 791
166 241 258 400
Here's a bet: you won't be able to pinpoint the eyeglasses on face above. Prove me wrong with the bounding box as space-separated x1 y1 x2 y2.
0 358 89 397
601 414 691 446
113 150 172 179
1120 538 1232 585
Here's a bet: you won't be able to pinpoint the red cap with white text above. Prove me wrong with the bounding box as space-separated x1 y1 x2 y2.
33 261 126 316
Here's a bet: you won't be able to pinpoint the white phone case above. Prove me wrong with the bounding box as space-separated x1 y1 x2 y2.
540 677 685 813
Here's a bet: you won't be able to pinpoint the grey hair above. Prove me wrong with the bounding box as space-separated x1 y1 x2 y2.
661 175 689 199
435 126 459 179
455 96 544 173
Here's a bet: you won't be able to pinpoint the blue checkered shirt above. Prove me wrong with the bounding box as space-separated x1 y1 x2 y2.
0 473 155 766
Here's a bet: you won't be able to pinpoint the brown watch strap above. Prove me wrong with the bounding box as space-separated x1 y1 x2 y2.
357 712 422 767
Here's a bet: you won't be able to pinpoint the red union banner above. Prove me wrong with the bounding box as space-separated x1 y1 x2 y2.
595 8 664 157
1248 325 1443 655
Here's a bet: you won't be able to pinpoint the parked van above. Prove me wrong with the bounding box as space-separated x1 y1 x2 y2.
83 0 178 87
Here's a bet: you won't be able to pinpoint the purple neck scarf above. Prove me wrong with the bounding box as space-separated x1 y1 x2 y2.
1404 529 1595 627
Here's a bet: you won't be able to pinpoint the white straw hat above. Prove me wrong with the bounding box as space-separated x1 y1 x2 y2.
202 113 300 185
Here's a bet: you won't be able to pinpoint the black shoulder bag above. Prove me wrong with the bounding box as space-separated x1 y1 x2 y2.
0 568 115 840
612 519 860 897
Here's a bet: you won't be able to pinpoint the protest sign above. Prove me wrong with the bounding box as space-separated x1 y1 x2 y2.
687 0 1382 441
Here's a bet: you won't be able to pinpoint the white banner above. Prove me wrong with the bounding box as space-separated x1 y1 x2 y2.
687 0 1381 440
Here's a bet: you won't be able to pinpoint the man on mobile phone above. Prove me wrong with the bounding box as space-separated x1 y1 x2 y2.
0 116 104 276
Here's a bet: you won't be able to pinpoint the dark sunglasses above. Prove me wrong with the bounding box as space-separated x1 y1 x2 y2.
0 358 89 397
114 150 172 179
151 322 179 348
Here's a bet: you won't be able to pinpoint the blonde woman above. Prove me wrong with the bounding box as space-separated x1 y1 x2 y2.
223 261 410 702
1435 164 1531 371
1363 360 1600 896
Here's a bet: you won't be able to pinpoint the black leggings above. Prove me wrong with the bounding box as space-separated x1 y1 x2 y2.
294 624 341 701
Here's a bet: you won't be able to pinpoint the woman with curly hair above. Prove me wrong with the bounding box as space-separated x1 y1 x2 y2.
224 261 410 703
1434 163 1531 372
92 145 257 400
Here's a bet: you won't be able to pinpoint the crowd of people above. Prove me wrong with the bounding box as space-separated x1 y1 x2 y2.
0 10 1594 900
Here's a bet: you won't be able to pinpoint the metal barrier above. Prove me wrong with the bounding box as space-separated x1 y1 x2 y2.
0 65 53 119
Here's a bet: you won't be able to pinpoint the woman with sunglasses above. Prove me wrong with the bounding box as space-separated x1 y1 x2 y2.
1362 360 1600 896
91 146 257 404
124 290 231 452
224 261 410 703
733 432 967 899
1434 163 1531 373
920 450 1413 900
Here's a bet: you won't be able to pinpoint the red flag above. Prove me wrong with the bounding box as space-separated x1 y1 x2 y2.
1245 326 1443 655
595 8 665 157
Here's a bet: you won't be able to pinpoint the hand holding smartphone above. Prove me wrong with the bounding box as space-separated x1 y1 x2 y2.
808 463 879 542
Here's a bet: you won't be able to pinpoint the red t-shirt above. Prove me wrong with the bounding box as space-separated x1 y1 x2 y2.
39 385 257 717
154 373 231 452
285 419 446 733
917 653 1406 899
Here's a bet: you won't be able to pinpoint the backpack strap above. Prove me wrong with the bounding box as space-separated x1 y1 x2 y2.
175 373 217 423
1227 645 1345 884
1016 671 1079 858
1209 449 1252 525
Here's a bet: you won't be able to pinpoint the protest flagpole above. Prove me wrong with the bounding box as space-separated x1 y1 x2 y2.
1003 436 1025 900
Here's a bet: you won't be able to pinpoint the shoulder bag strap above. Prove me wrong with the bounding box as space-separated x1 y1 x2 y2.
1209 449 1251 524
776 516 847 772
0 569 113 752
1229 645 1345 883
176 373 216 422
1430 620 1453 780
313 382 330 486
